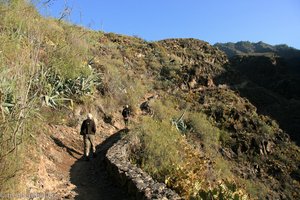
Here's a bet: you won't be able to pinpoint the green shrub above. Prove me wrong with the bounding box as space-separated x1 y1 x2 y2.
186 112 221 152
238 178 268 199
131 117 184 182
123 78 150 113
151 98 179 121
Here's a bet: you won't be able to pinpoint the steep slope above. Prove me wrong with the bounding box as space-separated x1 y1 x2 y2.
132 39 300 199
228 55 300 143
213 41 300 144
0 1 299 200
93 35 299 198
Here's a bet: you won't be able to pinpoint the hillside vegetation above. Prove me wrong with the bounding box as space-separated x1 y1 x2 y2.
214 41 300 145
0 1 299 199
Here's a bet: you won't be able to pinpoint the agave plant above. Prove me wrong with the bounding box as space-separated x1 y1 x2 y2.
1 102 14 114
0 69 16 115
172 111 188 134
34 66 101 108
43 94 73 109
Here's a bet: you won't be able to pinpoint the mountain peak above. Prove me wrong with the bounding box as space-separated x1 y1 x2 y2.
214 41 300 57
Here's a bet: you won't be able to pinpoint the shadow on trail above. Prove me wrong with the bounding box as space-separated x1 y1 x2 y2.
70 129 132 200
51 135 81 159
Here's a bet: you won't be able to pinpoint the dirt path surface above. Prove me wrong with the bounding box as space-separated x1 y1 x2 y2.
70 130 131 200
26 125 131 200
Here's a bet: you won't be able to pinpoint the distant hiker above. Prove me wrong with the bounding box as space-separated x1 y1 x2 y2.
122 105 131 128
80 113 96 161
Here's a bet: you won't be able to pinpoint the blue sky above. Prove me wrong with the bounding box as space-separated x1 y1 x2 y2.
36 0 300 49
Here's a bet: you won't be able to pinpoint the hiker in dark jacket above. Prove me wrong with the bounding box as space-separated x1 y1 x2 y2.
80 113 96 160
122 105 131 128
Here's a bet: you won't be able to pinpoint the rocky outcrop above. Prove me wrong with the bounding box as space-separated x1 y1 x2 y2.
105 137 181 200
158 38 229 90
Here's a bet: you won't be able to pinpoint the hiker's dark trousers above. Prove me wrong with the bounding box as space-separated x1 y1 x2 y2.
83 134 95 157
124 117 129 127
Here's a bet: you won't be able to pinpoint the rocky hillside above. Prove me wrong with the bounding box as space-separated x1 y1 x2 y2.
214 41 300 145
0 1 299 200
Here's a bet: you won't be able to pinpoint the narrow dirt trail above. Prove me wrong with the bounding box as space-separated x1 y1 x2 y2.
27 124 132 200
70 130 131 200
27 100 152 199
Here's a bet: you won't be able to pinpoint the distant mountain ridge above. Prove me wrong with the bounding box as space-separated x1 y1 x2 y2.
214 41 300 59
